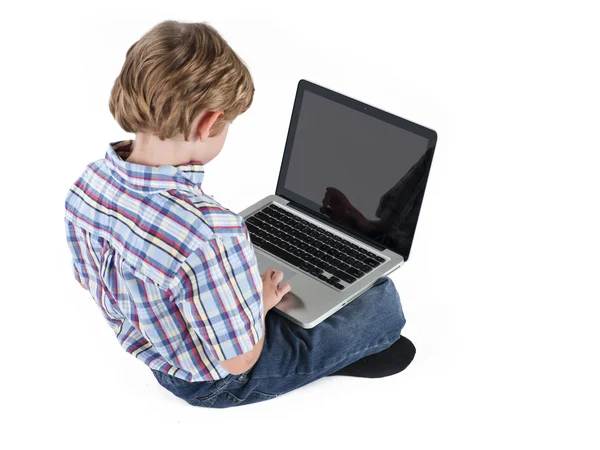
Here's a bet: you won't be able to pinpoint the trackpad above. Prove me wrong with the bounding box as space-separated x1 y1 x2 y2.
255 252 297 286
256 251 306 313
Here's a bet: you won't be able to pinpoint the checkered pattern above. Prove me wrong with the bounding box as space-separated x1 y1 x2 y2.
64 140 264 381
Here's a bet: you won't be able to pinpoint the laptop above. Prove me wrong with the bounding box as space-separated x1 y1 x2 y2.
239 79 437 328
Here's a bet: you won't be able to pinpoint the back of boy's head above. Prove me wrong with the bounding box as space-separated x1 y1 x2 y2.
109 20 254 140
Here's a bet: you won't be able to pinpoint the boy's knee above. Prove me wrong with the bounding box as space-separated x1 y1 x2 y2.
378 278 406 332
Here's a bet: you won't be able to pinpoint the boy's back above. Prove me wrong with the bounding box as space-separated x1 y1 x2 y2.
65 139 264 381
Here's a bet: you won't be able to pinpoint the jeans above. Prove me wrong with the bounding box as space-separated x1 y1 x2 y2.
151 276 406 408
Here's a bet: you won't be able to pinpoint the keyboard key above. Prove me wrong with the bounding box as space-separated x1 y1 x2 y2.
288 246 302 256
338 262 352 273
298 261 312 272
334 283 345 290
310 267 323 276
338 254 353 263
341 245 354 255
349 250 363 259
306 263 319 273
313 259 327 270
333 270 357 284
346 267 365 278
304 255 317 264
364 258 379 268
296 250 312 264
303 245 316 255
323 263 336 274
317 274 329 281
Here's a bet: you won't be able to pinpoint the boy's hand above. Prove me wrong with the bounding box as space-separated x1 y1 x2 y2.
261 267 292 311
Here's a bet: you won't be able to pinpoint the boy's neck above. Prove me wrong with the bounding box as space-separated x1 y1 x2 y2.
126 133 199 167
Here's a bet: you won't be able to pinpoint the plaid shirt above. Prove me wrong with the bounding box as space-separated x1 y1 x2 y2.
64 140 264 382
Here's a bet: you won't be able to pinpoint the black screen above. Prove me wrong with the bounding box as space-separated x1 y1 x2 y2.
281 89 434 260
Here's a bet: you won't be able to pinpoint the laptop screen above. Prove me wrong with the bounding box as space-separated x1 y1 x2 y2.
277 85 435 261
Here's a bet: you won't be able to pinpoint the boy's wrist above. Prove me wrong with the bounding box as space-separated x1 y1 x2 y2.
263 297 278 313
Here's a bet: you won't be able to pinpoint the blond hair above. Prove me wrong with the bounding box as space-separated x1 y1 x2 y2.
109 20 254 140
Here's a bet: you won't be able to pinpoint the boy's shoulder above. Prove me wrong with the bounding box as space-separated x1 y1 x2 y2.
67 157 245 236
161 189 247 240
65 159 248 289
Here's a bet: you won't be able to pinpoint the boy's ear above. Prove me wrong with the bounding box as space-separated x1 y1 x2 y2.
197 110 225 142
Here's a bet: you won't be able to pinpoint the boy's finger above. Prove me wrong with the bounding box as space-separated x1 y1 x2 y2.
271 271 284 284
277 282 292 296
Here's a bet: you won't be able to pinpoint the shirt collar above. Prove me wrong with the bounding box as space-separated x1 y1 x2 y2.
105 140 205 194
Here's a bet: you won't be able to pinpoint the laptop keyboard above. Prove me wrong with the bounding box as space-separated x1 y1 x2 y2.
245 203 386 290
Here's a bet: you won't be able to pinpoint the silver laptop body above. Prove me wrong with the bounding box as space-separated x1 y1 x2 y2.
239 80 437 329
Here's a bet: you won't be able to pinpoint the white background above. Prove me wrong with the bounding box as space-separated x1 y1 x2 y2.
1 1 599 449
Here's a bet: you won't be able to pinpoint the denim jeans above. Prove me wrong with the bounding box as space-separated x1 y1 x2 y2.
151 276 406 408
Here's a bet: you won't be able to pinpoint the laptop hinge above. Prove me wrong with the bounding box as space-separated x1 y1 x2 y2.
284 200 387 252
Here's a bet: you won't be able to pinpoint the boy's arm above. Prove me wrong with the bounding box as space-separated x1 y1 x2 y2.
218 308 268 375
173 233 266 377
217 263 291 374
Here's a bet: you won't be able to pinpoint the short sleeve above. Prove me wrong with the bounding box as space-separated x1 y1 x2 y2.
172 233 264 362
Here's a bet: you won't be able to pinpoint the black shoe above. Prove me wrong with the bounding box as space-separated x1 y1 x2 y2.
327 335 416 378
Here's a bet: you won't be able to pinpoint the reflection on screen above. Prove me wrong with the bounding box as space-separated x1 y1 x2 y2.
283 90 433 260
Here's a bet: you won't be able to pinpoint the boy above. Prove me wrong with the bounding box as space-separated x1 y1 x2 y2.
65 20 415 408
